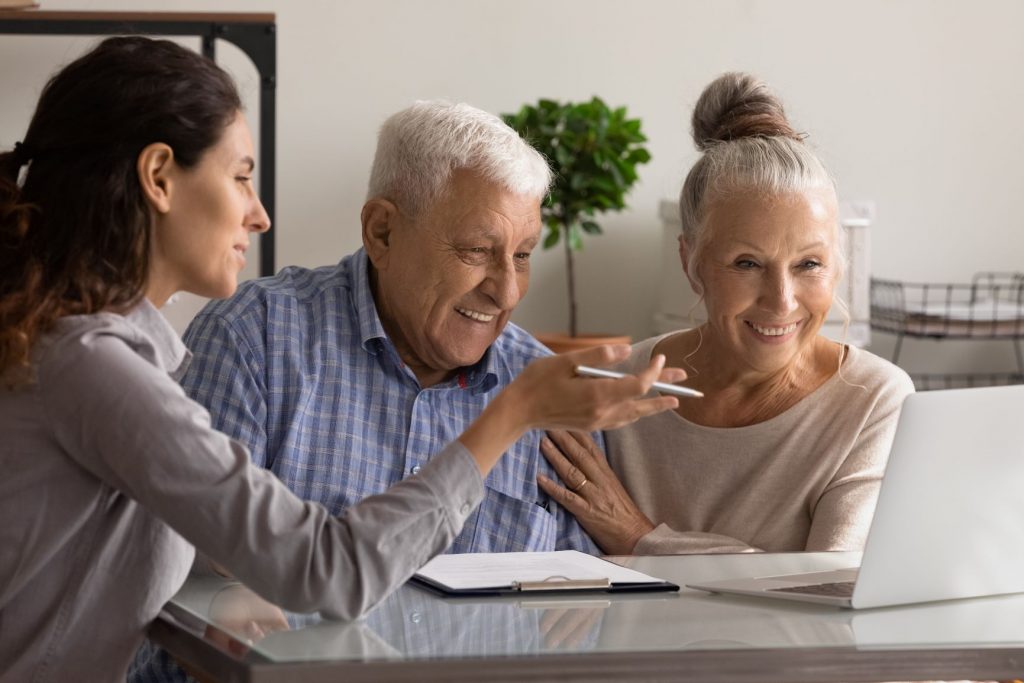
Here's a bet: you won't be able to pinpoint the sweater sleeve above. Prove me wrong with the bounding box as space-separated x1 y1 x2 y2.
633 525 759 554
40 328 484 620
804 368 915 551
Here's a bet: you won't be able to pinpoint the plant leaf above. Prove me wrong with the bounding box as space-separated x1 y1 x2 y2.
568 223 584 251
628 148 652 164
543 224 561 249
501 97 648 246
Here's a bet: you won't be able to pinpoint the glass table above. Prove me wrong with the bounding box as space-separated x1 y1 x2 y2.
150 551 1024 682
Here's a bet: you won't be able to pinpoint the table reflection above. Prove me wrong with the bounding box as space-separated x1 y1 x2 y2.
175 579 611 661
165 552 1024 667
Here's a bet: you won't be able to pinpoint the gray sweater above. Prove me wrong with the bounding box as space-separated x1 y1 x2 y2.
0 301 483 683
608 336 914 554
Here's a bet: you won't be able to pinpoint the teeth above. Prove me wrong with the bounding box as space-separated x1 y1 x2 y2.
455 307 495 323
750 321 798 336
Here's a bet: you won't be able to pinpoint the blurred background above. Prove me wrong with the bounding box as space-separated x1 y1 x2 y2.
3 0 1022 382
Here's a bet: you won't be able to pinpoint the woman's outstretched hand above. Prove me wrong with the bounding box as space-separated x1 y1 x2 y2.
513 345 686 431
458 345 686 477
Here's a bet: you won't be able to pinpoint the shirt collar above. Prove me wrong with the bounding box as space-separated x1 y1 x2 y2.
350 248 499 394
124 298 192 381
458 345 500 394
351 247 390 355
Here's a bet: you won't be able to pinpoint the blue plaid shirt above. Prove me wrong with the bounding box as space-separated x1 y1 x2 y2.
178 248 596 552
132 247 599 683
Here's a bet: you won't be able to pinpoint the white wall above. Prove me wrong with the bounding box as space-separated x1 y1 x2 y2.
3 0 1023 376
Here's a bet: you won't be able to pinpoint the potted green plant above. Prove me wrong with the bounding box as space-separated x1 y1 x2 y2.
503 97 651 352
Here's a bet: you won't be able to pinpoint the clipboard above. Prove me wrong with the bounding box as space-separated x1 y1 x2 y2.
410 550 680 597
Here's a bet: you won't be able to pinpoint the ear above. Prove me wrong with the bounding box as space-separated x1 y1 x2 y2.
137 143 176 214
361 198 400 270
678 235 702 294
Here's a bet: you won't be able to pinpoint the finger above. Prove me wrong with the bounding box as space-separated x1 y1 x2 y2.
267 611 290 632
633 395 680 417
549 433 605 487
584 355 667 405
540 436 586 488
537 473 587 514
560 429 613 470
601 396 679 429
544 609 581 648
566 429 606 463
565 432 602 458
564 610 602 648
246 622 266 642
547 430 596 473
539 607 567 634
634 353 668 393
546 428 575 451
539 434 572 469
657 366 688 384
561 343 631 368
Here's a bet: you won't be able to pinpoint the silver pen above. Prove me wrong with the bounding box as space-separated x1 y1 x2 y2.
575 365 704 398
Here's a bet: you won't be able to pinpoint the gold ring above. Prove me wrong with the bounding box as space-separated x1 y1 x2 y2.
570 477 588 492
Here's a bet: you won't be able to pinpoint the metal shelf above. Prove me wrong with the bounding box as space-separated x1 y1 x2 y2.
870 273 1024 389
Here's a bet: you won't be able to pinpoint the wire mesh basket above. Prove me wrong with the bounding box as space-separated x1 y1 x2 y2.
870 273 1024 388
871 273 1024 339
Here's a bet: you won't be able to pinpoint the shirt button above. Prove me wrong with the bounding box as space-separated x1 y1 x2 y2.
459 503 471 515
410 611 422 624
411 465 422 475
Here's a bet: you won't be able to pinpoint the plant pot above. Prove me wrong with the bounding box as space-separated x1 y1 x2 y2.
534 332 632 355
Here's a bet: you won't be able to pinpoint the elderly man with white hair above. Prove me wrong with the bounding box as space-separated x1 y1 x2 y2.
131 100 602 681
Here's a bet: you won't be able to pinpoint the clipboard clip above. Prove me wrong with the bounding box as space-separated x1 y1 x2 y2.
510 575 611 592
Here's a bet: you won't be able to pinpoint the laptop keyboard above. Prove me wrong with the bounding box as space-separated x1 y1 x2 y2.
767 581 855 598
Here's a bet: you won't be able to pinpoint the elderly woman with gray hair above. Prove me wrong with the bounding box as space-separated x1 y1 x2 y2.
540 72 914 556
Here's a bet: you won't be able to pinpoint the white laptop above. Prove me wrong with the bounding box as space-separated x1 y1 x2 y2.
688 384 1024 609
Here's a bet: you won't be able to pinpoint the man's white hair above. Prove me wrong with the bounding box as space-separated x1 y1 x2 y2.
367 100 551 215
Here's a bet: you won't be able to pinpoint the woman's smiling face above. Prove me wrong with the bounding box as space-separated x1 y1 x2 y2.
691 188 840 375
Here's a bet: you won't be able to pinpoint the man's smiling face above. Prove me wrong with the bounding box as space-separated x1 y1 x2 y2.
371 169 542 386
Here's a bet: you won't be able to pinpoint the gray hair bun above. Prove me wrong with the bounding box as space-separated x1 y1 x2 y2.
691 72 802 151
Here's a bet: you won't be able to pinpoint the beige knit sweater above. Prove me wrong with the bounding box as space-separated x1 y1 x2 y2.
607 336 915 555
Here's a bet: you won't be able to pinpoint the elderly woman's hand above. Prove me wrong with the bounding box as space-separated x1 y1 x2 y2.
537 430 655 555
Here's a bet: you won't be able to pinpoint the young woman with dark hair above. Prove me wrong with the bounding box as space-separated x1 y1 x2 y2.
0 37 682 682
